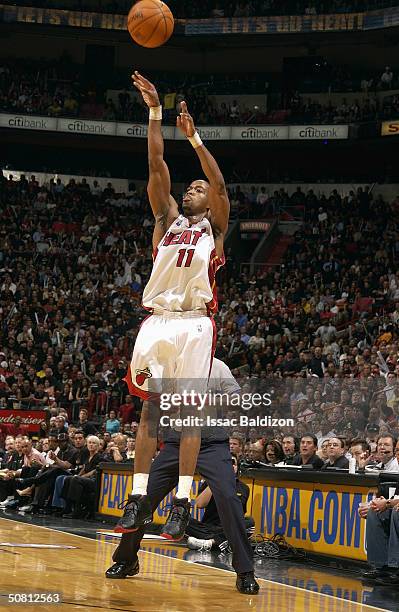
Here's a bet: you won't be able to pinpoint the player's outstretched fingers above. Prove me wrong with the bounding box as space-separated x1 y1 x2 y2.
134 71 153 88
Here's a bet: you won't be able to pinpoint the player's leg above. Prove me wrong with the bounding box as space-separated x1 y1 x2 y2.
131 399 159 488
116 315 167 532
107 442 179 577
160 316 214 540
159 429 201 540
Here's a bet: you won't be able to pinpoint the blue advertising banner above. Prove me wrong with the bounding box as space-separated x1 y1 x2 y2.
1 4 399 35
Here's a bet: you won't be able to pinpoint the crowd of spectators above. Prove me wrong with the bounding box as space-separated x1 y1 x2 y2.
2 0 397 17
1 58 398 127
0 171 399 519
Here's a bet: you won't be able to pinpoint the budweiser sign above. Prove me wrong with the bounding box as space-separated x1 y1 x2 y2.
0 410 47 432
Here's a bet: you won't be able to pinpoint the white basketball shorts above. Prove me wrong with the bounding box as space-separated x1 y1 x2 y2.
124 312 216 400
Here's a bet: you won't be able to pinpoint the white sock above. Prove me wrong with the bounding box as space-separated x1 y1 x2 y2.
176 476 193 501
132 473 149 496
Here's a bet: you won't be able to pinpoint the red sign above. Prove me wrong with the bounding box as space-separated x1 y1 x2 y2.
0 410 47 432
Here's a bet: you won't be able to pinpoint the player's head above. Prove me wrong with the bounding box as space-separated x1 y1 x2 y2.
182 180 210 218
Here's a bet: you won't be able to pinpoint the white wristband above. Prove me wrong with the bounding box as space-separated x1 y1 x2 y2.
188 132 203 149
149 105 162 121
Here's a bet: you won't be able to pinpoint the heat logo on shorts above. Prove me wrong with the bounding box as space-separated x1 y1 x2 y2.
135 367 152 386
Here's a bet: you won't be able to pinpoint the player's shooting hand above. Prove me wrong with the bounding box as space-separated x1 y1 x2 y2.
176 101 196 137
131 71 160 108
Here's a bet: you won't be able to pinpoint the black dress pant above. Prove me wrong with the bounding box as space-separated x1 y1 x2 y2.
32 467 69 507
0 466 40 502
112 440 254 574
61 475 96 505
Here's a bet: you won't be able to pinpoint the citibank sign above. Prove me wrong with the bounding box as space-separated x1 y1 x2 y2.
289 125 349 139
0 113 349 141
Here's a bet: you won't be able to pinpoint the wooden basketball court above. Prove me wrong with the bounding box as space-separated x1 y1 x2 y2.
0 517 387 612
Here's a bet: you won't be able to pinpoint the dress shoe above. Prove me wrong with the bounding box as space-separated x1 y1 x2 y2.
37 507 53 515
236 571 260 595
105 560 139 579
52 508 65 516
362 568 391 580
62 511 82 519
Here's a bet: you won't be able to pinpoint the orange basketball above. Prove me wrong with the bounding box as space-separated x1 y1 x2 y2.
127 1 174 48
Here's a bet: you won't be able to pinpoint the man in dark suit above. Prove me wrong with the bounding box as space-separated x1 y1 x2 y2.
291 434 324 469
321 437 349 470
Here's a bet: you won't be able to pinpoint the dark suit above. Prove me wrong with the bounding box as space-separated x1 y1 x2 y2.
112 438 254 574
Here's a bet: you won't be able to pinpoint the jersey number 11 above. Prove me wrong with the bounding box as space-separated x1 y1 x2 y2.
176 248 194 268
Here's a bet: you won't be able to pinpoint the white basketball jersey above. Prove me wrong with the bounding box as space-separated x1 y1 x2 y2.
142 215 224 314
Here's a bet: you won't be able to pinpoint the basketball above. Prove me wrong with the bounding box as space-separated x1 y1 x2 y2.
127 0 174 48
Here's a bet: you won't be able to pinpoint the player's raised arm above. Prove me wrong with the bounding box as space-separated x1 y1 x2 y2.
132 71 178 246
177 101 230 241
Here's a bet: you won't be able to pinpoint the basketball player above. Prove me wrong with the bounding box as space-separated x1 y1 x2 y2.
107 358 260 595
115 72 229 541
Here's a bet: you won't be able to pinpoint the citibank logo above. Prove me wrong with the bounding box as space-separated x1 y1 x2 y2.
67 121 106 133
126 124 148 137
297 126 339 138
197 127 222 139
240 127 283 139
8 116 50 129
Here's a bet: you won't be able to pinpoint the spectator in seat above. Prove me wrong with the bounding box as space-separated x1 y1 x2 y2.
371 435 399 472
0 436 24 504
317 439 330 461
118 394 139 425
55 415 68 436
264 440 284 465
246 441 264 462
309 347 328 378
229 435 245 460
278 434 299 465
51 429 89 513
350 439 371 469
106 410 121 435
60 435 104 519
359 485 399 584
78 408 98 437
292 434 325 469
16 432 78 514
126 436 135 460
0 437 45 509
321 437 349 470
103 434 127 463
0 436 15 469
